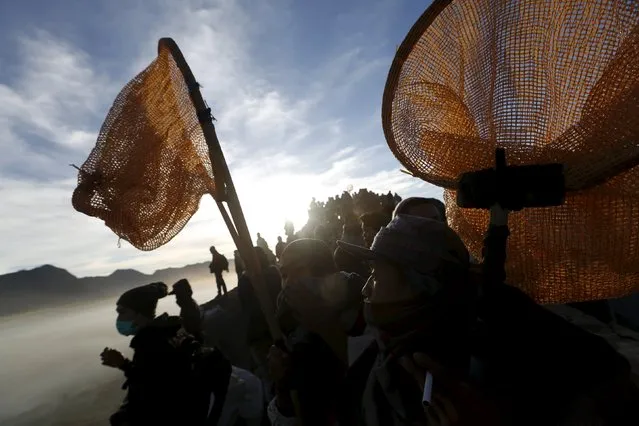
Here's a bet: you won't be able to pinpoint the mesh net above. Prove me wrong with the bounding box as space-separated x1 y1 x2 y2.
384 0 639 303
72 43 216 251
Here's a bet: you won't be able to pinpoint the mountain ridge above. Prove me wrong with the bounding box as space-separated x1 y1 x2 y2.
0 261 223 317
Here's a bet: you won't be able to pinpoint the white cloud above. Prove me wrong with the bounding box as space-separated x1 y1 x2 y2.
0 0 439 277
7 31 112 146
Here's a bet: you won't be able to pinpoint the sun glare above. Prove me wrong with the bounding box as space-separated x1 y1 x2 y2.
234 172 318 248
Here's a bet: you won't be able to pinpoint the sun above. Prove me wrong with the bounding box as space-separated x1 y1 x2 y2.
236 173 316 248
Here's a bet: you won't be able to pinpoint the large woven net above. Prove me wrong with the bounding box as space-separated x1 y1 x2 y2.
383 0 639 303
72 43 215 250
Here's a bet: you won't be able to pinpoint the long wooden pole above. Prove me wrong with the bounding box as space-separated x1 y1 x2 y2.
216 200 240 247
161 38 283 342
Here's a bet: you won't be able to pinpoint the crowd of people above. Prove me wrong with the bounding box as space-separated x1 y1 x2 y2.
100 190 639 426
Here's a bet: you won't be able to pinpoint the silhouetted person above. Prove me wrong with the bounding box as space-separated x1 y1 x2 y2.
209 246 229 297
314 223 334 250
237 247 282 385
101 282 232 426
284 221 296 244
234 250 245 280
275 236 285 261
169 279 203 342
256 232 269 251
359 211 391 248
339 210 639 425
269 239 365 426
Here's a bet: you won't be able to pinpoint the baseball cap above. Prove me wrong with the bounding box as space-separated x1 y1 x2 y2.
279 238 336 274
337 214 469 274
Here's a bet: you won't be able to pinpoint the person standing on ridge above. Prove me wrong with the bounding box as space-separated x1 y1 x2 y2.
209 246 229 297
256 233 269 251
234 250 245 280
275 236 285 262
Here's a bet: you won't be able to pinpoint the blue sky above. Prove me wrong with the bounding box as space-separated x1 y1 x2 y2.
0 0 441 276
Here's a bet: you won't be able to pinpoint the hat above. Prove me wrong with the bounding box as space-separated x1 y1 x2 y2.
393 197 446 221
117 282 168 318
337 214 469 274
168 278 192 297
279 238 336 276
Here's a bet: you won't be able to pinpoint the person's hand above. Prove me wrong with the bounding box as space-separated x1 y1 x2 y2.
168 328 191 348
101 347 126 369
267 345 290 382
399 353 502 426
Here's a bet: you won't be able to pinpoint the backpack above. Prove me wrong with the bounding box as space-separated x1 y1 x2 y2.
219 255 229 272
210 254 229 273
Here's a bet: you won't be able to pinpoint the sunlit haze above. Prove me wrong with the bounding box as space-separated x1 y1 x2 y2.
0 0 441 277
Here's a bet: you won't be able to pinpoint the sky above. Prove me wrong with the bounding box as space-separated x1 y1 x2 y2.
0 0 442 277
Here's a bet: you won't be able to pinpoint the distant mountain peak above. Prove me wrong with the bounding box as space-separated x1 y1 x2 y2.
108 269 148 280
0 261 212 316
23 264 77 280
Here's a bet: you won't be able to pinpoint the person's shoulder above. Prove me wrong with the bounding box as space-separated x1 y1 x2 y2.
130 315 181 347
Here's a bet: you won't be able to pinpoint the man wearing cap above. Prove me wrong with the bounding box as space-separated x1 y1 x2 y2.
169 278 203 342
359 211 391 248
338 211 480 425
338 206 639 425
335 221 371 279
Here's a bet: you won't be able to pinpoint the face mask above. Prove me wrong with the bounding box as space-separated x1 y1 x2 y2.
116 319 137 336
363 299 436 355
297 273 362 333
363 300 425 333
311 272 360 307
364 295 473 362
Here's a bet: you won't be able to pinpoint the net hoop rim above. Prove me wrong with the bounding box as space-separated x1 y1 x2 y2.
382 0 455 189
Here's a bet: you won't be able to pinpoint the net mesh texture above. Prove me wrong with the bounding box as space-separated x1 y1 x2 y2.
384 0 639 303
72 43 215 251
